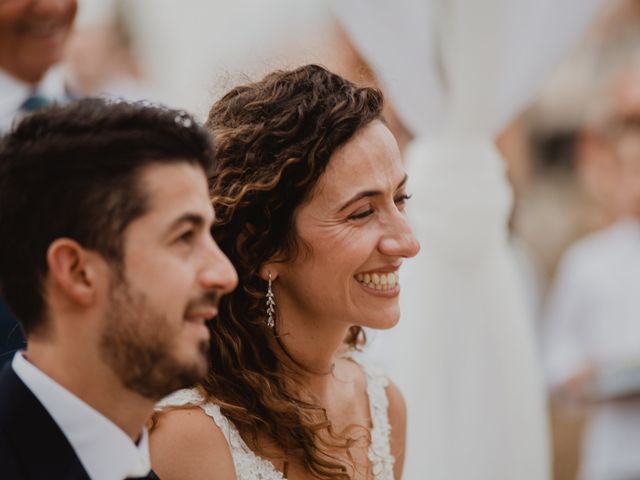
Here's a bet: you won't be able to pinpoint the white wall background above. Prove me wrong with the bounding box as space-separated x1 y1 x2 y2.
75 0 333 118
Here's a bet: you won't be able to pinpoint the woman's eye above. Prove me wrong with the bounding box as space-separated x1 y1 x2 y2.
395 193 412 203
394 193 412 207
348 208 374 220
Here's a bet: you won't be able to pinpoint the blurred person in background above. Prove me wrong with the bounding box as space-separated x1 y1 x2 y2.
65 0 152 101
0 0 78 367
542 26 640 480
0 0 77 129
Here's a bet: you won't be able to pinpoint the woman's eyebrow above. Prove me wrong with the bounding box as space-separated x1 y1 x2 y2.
337 174 408 212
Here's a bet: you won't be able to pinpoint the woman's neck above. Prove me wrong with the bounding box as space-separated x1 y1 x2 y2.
269 310 352 398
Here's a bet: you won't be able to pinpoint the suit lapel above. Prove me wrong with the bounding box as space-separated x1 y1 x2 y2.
0 364 91 479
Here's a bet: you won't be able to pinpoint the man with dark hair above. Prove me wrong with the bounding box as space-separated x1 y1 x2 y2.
0 98 237 479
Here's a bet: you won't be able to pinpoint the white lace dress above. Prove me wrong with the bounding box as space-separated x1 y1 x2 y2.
157 360 395 480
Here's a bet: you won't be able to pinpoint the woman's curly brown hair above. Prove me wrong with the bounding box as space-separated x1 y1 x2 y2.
202 64 384 479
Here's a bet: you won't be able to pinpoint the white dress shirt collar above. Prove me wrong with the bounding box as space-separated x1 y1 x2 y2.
12 352 151 480
0 66 68 132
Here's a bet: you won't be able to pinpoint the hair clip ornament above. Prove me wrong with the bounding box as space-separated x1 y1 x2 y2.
174 111 194 128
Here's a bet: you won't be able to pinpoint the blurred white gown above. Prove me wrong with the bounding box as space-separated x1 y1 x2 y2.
332 1 605 479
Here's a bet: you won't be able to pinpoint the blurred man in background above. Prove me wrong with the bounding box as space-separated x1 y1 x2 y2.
0 0 78 366
0 0 77 128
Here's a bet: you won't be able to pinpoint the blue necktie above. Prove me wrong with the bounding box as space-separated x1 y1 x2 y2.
19 93 51 113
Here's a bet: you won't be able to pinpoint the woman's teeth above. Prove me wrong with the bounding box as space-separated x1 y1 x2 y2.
355 271 398 291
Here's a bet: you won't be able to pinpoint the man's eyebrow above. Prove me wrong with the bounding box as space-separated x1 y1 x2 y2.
337 174 408 213
166 213 208 233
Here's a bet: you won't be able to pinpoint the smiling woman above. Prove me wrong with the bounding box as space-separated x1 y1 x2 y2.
150 64 419 480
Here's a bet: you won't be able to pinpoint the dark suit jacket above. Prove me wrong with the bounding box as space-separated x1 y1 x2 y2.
0 363 90 479
0 302 24 368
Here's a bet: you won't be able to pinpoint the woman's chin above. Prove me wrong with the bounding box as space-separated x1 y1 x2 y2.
359 310 401 330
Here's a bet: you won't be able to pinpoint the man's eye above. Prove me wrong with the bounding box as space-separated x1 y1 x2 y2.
348 208 374 220
177 230 195 243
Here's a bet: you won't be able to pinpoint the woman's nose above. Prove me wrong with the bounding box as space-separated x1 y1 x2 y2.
379 214 420 258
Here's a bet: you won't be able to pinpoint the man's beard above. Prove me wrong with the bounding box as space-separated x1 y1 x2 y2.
99 279 210 400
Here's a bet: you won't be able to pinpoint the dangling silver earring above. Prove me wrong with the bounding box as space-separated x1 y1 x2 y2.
266 271 276 328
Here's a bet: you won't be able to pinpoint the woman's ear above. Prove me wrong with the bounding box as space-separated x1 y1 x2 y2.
259 264 279 282
259 249 291 281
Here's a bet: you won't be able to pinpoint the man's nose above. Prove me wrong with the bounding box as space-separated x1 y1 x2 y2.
200 240 238 295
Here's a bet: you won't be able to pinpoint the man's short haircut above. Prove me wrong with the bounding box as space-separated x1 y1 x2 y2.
0 98 215 335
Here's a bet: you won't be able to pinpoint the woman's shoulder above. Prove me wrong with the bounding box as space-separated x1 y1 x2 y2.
384 379 406 423
385 378 406 480
151 395 236 480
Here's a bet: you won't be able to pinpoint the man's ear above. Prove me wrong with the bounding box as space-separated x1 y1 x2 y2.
46 238 100 306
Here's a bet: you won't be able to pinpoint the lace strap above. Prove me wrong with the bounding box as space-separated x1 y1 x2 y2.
156 389 241 446
157 389 285 480
200 404 286 480
157 388 204 409
360 361 396 480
